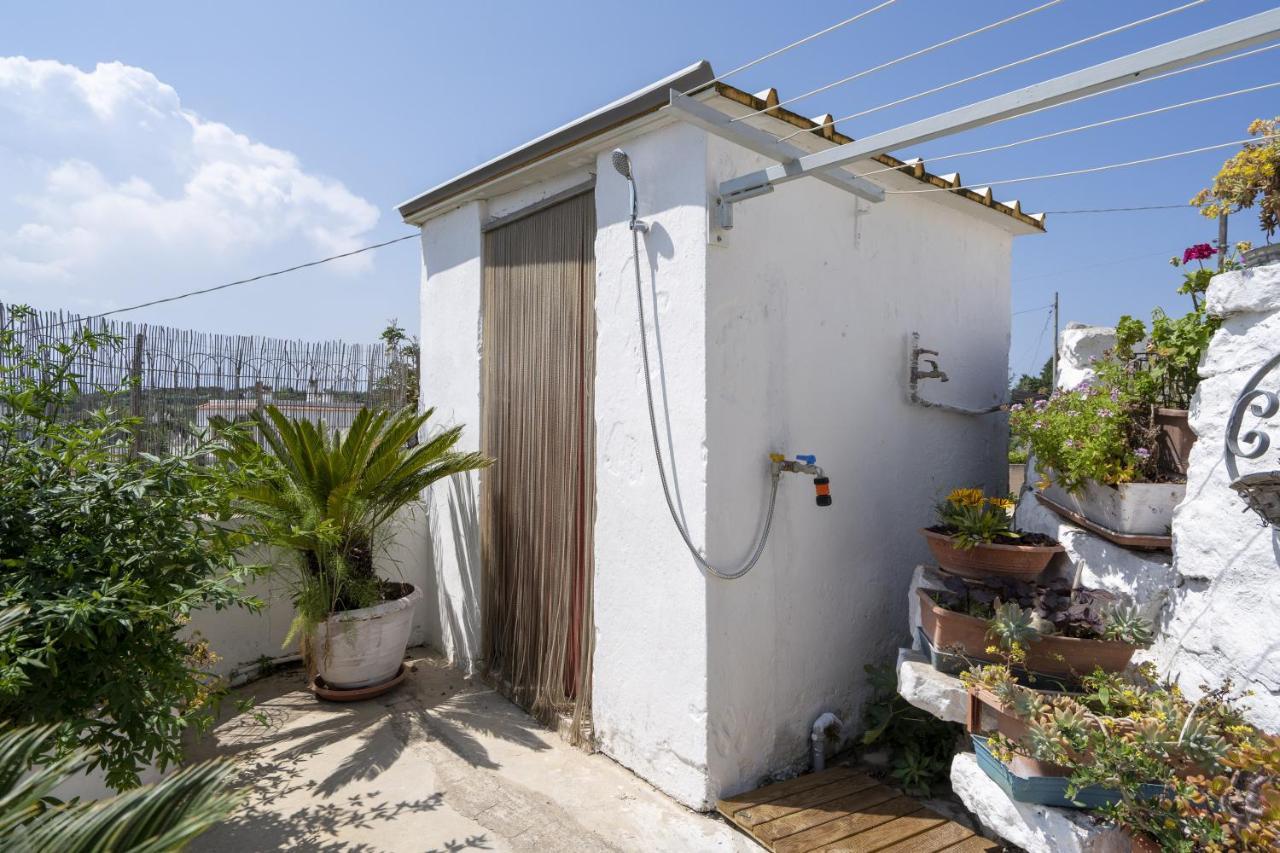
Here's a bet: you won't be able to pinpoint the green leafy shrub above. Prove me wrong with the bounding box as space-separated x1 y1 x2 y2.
0 307 260 790
1008 355 1156 492
860 664 962 797
1010 244 1238 492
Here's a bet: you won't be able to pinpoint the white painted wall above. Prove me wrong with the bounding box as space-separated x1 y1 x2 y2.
417 202 486 671
409 115 1024 810
1156 260 1280 730
702 138 1014 799
590 123 716 809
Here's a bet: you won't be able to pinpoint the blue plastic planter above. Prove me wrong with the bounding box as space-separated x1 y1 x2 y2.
971 736 1166 809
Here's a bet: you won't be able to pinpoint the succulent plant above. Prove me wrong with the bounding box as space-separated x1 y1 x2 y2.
930 575 1150 643
1102 604 1155 646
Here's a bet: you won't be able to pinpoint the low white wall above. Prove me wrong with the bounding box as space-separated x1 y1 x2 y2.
1157 261 1280 730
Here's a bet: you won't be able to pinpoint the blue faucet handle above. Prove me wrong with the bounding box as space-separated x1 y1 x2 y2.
796 454 817 465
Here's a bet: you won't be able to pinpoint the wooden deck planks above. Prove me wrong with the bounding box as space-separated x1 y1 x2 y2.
874 821 976 853
718 769 1000 853
753 783 894 844
719 767 856 816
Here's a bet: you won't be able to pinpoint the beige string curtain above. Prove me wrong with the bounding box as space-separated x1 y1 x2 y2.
480 190 596 743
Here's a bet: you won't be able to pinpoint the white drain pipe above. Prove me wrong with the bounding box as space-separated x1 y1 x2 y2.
810 712 843 772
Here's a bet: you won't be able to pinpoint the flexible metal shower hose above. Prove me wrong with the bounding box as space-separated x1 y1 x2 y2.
630 227 779 580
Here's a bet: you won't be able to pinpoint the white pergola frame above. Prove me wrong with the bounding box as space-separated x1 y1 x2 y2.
674 7 1280 225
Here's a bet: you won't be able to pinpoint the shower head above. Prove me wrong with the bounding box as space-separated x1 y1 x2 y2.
610 148 632 179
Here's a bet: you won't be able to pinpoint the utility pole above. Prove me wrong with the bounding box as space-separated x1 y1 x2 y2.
1218 212 1229 271
1051 291 1060 390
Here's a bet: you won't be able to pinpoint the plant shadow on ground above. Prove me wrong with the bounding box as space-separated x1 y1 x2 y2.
187 652 553 851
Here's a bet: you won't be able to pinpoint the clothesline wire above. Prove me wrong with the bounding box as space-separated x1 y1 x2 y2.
683 0 901 95
775 0 1206 141
728 0 1066 124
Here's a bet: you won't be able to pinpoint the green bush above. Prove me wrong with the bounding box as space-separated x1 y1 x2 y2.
860 664 962 797
1009 329 1158 492
0 307 260 790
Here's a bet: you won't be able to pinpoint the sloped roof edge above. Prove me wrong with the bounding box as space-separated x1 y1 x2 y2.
397 61 1045 232
397 61 714 223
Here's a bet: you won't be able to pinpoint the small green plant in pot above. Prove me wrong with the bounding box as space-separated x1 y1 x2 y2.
920 488 1062 580
218 405 491 691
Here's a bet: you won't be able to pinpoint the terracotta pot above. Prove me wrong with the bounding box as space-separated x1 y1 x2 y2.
917 588 1138 678
920 528 1061 581
1154 407 1196 476
1126 832 1162 853
968 688 1074 777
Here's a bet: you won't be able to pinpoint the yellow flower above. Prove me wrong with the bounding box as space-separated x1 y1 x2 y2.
947 487 985 508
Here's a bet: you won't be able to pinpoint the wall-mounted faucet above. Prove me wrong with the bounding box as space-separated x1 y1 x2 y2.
907 331 1005 417
770 454 832 506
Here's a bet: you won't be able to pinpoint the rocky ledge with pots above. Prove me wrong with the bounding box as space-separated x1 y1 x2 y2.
1013 485 1176 627
951 753 1135 853
900 564 1159 852
896 646 969 724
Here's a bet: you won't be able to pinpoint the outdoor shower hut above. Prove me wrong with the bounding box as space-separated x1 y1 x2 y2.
398 60 1043 810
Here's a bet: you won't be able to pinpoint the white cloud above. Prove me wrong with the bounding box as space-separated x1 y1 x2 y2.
0 57 380 310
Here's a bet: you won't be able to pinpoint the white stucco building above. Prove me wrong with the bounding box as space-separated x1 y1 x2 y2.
398 60 1044 809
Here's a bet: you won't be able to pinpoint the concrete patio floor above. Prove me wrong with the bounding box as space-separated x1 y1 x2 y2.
188 648 756 853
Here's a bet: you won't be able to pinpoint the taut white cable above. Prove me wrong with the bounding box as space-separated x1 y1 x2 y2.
685 0 901 95
776 0 1207 141
858 81 1280 177
728 0 1065 123
882 135 1278 194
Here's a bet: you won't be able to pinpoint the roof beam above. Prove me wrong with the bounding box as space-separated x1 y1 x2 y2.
719 8 1280 201
667 91 884 204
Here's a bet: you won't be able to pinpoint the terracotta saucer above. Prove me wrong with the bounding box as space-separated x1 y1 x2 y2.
310 664 408 702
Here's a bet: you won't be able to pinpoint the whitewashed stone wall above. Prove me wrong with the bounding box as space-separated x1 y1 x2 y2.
1157 260 1280 731
1032 262 1280 732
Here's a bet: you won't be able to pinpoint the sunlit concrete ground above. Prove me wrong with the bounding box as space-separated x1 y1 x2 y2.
187 648 755 853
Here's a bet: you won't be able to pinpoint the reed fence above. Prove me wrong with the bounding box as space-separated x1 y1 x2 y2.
0 303 413 456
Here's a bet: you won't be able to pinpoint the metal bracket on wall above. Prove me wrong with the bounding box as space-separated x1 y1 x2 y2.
907 332 1007 417
1224 350 1280 525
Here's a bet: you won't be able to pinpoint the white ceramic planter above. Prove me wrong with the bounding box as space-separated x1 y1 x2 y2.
1042 479 1184 536
313 583 421 689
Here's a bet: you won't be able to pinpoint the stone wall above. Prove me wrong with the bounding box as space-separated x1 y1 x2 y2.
1026 261 1280 731
1156 260 1280 731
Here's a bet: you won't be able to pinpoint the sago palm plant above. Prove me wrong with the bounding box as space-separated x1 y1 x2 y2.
0 725 240 853
216 405 490 645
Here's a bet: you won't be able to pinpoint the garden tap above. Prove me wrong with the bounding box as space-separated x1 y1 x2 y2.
769 454 833 507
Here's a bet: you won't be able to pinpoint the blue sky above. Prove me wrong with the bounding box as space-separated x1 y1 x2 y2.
2 0 1277 380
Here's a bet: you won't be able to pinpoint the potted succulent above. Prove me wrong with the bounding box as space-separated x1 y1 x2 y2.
920 487 1062 579
1192 117 1280 268
918 574 1150 680
218 405 491 694
962 660 1274 838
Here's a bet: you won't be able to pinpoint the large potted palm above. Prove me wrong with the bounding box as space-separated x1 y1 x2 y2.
219 405 490 694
